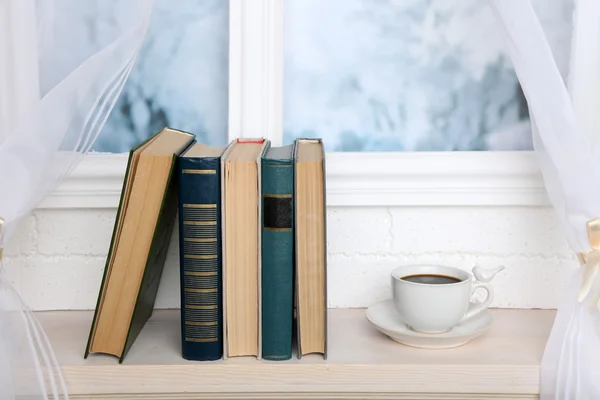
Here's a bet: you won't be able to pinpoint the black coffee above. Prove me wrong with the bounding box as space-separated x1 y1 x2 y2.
401 274 462 285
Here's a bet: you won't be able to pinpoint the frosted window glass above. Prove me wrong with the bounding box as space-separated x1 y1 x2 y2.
93 0 229 152
283 0 573 151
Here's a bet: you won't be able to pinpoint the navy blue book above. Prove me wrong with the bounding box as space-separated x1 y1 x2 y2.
177 142 226 361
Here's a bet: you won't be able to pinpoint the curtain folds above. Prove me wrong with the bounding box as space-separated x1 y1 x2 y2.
0 1 152 398
490 0 600 398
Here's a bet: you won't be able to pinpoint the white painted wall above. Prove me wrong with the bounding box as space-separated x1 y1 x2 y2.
3 205 577 311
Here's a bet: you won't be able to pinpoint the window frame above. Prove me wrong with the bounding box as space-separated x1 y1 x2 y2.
220 0 595 208
228 0 284 145
230 0 595 145
18 0 599 208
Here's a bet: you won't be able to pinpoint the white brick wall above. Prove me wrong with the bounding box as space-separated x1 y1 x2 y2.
3 206 578 311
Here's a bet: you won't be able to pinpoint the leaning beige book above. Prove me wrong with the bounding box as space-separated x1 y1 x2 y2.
86 128 194 361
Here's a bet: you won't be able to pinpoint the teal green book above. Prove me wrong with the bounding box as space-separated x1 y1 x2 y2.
261 144 295 361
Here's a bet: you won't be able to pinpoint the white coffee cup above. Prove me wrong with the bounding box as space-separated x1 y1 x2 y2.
390 265 503 334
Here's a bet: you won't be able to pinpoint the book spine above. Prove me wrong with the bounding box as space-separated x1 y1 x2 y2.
177 156 223 361
261 158 294 360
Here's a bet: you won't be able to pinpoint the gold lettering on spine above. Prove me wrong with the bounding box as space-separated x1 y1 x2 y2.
182 201 219 342
182 169 216 174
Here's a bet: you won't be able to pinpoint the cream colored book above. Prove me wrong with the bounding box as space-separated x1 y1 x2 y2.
221 138 269 359
294 138 328 359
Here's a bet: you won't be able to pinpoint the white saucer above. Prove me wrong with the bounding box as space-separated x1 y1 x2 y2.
365 299 492 349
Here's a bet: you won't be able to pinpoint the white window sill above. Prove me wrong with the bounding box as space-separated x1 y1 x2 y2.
40 308 553 399
39 151 547 209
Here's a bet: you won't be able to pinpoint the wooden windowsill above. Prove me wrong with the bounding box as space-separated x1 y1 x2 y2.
37 308 555 399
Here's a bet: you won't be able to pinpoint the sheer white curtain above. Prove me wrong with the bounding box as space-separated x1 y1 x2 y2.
0 1 152 398
490 0 600 398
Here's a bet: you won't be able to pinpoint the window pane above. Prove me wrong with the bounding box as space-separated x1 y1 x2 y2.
93 0 229 152
283 0 573 151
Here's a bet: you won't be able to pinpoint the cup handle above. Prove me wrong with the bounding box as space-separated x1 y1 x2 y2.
461 281 493 322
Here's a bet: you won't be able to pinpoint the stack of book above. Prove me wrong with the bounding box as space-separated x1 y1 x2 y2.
84 128 328 363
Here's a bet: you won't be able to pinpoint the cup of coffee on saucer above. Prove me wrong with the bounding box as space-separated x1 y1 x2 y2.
366 264 504 349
